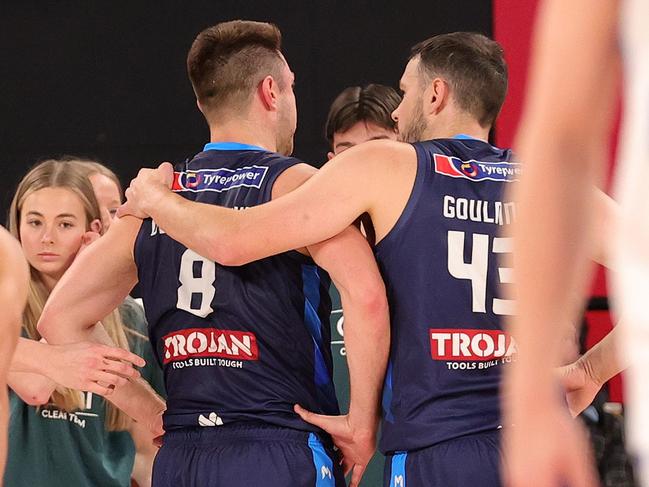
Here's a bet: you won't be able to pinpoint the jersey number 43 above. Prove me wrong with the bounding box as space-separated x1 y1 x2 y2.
447 230 514 315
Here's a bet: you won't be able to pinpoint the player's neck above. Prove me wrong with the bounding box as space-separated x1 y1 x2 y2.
208 119 277 152
427 113 490 142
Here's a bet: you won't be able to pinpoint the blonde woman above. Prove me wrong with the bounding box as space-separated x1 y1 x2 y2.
68 157 166 486
5 159 161 487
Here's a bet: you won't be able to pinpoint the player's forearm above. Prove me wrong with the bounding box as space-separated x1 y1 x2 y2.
576 324 625 386
38 235 137 340
509 143 603 403
40 307 164 424
7 371 55 406
509 0 618 395
338 283 390 428
145 189 252 265
145 167 365 266
10 338 58 375
131 452 154 487
109 376 165 432
69 323 165 424
591 189 618 268
130 420 158 487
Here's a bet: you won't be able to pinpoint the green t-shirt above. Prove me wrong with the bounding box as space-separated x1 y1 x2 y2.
4 297 165 487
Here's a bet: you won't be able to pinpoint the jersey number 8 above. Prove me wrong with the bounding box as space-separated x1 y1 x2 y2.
177 248 216 317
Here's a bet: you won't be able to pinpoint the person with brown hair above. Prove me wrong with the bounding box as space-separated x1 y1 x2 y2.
4 159 164 487
324 84 401 160
68 159 124 231
118 31 513 486
38 20 389 487
0 227 28 480
324 84 401 245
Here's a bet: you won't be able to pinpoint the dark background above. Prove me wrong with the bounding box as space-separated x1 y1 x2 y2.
0 0 492 221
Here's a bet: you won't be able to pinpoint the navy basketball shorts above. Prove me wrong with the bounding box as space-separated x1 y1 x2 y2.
383 430 502 487
152 424 346 487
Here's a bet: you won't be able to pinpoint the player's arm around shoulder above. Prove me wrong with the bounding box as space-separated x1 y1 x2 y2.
38 216 141 341
234 139 417 263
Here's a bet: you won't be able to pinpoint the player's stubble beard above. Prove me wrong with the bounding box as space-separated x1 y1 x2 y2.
276 128 294 156
276 97 295 156
398 95 428 143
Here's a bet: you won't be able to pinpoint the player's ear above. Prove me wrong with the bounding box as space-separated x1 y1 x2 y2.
427 77 448 115
327 151 335 161
259 76 278 111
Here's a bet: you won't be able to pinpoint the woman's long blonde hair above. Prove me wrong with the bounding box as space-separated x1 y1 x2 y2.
8 159 132 431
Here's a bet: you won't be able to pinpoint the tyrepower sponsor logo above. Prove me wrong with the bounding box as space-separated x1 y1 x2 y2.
171 166 268 193
433 154 521 182
163 328 259 364
430 329 517 361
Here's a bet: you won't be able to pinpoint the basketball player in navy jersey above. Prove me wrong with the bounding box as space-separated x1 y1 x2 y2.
38 20 389 487
503 0 649 486
120 32 513 487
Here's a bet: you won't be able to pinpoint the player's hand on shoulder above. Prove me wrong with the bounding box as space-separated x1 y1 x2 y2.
118 162 175 219
294 404 376 487
46 341 146 397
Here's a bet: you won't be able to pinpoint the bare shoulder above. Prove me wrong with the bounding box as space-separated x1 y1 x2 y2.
271 162 317 199
333 139 416 167
321 140 417 190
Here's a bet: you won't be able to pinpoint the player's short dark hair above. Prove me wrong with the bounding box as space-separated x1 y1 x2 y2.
324 84 402 145
187 20 286 114
410 32 508 128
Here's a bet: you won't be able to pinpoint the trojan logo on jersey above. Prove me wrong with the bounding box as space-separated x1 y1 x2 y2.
434 154 521 182
429 329 517 361
171 165 268 193
163 327 259 364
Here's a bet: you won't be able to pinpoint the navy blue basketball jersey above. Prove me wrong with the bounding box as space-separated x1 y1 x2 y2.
134 142 338 433
376 136 518 453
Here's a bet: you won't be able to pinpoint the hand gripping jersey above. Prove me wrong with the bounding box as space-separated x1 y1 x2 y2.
376 136 518 453
134 142 338 432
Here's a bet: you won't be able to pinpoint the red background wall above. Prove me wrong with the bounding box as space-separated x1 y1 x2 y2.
493 0 623 401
